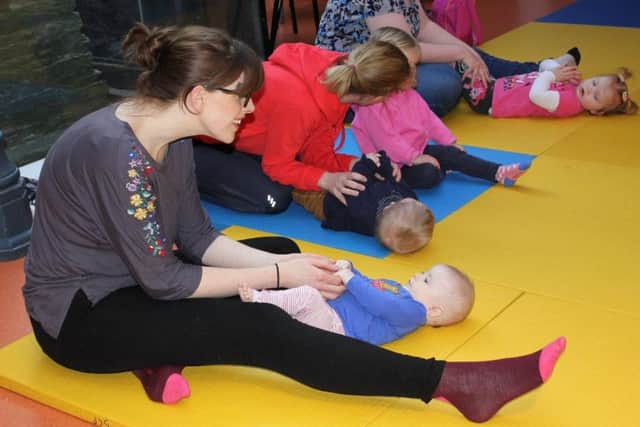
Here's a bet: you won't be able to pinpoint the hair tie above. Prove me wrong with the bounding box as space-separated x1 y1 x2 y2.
348 63 357 72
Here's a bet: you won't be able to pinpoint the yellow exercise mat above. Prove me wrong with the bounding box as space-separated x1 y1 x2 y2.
0 231 521 427
543 107 640 168
369 294 640 427
481 23 640 77
398 154 640 316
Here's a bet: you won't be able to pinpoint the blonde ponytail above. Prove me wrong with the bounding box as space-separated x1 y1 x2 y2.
605 67 637 115
323 40 411 98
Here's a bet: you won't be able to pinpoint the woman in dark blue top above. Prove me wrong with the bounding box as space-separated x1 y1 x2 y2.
316 0 548 117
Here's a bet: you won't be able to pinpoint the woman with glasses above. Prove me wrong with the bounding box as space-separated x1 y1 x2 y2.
24 23 566 422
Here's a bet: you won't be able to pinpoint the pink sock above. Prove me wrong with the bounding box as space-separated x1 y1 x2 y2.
133 365 191 404
432 337 566 423
539 336 566 382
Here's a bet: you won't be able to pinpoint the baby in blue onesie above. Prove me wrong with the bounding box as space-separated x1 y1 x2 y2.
239 260 475 345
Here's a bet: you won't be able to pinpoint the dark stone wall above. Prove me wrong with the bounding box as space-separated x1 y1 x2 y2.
0 0 268 166
0 0 111 165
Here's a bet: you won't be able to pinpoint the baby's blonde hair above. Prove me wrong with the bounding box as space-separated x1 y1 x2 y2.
369 27 420 88
598 67 637 115
437 265 475 326
375 201 434 254
323 39 411 98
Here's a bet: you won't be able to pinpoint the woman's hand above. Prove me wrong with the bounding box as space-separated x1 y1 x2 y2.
318 171 367 205
460 47 490 87
391 161 402 181
552 66 581 84
411 154 441 169
279 255 345 299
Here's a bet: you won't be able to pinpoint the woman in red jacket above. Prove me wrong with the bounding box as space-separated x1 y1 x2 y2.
194 37 413 213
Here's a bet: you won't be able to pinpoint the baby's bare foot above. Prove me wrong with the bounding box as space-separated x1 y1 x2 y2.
239 285 256 302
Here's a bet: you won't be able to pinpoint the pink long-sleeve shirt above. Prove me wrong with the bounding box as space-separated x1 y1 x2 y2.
350 89 456 166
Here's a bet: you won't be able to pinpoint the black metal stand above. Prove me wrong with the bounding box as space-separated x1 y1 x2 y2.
0 130 33 261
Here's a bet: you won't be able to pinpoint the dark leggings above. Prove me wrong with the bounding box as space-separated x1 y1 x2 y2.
402 145 500 189
31 237 444 401
193 141 293 214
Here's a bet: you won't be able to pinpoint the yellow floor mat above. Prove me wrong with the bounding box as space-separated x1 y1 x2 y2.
0 254 520 427
370 294 640 427
399 155 640 316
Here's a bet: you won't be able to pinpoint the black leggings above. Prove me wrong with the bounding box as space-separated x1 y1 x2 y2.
31 237 444 401
193 141 293 214
402 145 500 189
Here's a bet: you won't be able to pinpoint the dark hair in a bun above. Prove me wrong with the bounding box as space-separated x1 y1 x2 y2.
121 23 264 107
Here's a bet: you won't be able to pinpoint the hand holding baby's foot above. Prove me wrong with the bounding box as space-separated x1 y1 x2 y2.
239 284 256 302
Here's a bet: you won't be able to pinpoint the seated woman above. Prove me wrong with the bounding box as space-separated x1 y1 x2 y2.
194 35 414 213
315 0 577 117
24 23 568 423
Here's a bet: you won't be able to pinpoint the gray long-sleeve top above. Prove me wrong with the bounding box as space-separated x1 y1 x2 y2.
23 104 220 338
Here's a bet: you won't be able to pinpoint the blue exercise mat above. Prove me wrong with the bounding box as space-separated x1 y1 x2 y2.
538 0 640 28
203 129 534 258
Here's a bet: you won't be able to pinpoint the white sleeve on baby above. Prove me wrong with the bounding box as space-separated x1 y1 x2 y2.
539 58 561 72
529 70 560 112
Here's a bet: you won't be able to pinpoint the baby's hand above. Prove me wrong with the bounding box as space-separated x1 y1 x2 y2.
391 161 402 182
552 66 581 84
365 152 381 167
334 268 354 285
334 259 354 284
335 259 352 270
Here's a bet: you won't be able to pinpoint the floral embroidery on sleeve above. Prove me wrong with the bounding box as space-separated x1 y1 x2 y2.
126 145 167 257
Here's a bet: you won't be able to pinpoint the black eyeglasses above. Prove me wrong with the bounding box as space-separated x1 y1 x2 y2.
209 87 251 107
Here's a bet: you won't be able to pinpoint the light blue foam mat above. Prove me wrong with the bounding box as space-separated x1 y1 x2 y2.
538 0 640 28
203 129 535 258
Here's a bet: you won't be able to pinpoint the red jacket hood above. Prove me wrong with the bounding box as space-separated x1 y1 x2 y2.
268 43 346 120
237 43 347 139
194 44 347 144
